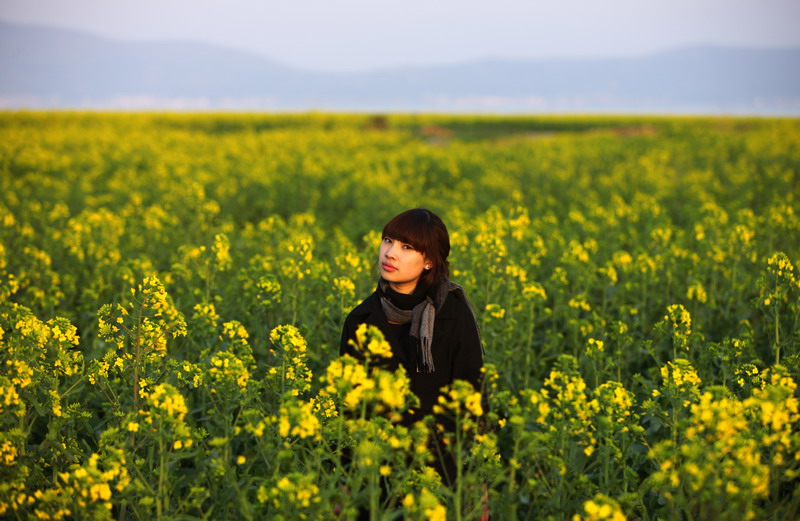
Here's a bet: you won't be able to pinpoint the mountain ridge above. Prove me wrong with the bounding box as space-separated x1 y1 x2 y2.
2 19 799 113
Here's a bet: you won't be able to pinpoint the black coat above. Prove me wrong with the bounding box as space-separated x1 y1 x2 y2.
339 289 484 422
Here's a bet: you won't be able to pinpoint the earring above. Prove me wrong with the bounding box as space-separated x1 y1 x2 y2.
425 265 431 270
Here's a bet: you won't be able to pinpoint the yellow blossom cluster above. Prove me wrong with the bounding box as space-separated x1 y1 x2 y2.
485 303 506 319
650 404 768 516
209 350 251 391
402 487 447 521
278 398 321 440
598 263 618 285
504 263 528 283
760 252 800 308
138 277 185 330
146 383 188 421
0 378 23 417
280 233 314 280
333 276 356 296
0 438 18 466
542 366 600 454
595 381 634 425
257 472 321 516
212 233 232 271
734 364 762 389
192 302 219 329
747 370 799 463
433 380 484 418
255 275 282 307
525 389 552 424
766 252 797 286
563 239 596 264
586 338 605 357
322 353 414 416
568 298 592 312
1 305 83 429
686 281 708 303
308 395 338 419
658 358 701 399
53 449 130 515
348 323 393 359
649 370 800 519
324 356 370 410
544 369 599 425
221 320 250 346
572 493 626 521
662 304 692 353
175 361 204 388
269 325 313 394
521 281 548 302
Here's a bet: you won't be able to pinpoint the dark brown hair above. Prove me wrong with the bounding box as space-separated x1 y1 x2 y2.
382 208 450 288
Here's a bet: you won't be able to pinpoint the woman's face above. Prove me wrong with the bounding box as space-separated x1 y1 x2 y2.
379 236 429 294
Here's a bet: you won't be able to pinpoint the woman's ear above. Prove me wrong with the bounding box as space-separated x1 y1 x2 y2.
423 257 432 270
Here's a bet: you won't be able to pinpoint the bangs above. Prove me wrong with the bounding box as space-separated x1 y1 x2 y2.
382 210 431 252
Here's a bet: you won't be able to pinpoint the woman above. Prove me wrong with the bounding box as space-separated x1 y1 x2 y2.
339 208 484 483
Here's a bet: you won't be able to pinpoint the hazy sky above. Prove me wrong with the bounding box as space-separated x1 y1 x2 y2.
2 0 799 72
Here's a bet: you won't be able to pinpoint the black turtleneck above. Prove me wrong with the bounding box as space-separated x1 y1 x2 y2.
379 281 428 373
381 281 427 310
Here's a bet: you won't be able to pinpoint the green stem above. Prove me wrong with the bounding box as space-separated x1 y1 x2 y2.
774 309 780 364
455 416 463 521
369 472 378 521
524 306 534 389
134 304 143 409
671 403 679 443
506 438 521 520
158 434 166 520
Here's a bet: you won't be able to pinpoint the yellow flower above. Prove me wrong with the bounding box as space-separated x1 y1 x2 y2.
148 384 188 420
1 440 18 466
576 494 627 521
350 323 393 359
278 399 321 439
465 392 484 416
89 483 112 502
424 504 447 521
485 303 506 319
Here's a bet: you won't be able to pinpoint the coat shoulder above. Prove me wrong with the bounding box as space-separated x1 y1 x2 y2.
341 291 381 357
344 292 379 324
439 289 477 321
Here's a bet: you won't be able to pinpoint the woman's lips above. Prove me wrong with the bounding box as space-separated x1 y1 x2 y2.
382 263 397 272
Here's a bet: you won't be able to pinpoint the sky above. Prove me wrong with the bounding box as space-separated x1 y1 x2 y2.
2 0 800 72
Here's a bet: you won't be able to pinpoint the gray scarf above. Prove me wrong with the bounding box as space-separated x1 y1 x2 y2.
378 278 478 373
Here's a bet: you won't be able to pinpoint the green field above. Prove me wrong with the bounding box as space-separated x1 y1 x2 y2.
1 112 799 520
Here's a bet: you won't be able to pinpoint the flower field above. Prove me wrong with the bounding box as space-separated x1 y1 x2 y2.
1 112 799 520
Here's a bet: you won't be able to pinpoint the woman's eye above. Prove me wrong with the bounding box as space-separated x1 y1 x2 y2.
383 237 392 243
403 244 414 250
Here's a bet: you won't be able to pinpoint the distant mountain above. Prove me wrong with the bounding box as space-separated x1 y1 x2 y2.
2 20 799 113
